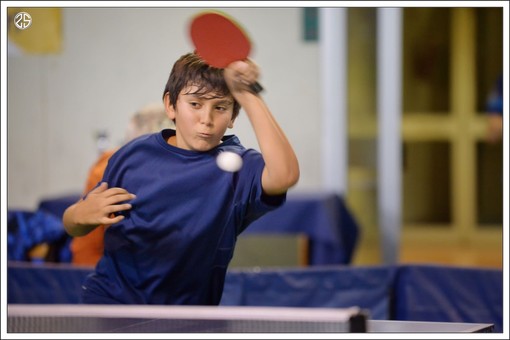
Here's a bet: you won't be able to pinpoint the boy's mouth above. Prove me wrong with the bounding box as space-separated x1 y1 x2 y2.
197 132 213 139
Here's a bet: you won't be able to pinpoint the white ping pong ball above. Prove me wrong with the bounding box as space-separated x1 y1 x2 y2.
216 151 243 172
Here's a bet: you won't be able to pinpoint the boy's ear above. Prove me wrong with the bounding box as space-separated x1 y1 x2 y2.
164 92 176 120
228 118 235 129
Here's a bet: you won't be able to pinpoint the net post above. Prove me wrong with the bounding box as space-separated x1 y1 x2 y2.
349 311 368 333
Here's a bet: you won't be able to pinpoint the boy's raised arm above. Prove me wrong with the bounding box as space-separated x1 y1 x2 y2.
224 60 300 195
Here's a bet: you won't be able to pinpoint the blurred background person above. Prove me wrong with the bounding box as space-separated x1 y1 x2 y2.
71 102 174 266
485 74 503 144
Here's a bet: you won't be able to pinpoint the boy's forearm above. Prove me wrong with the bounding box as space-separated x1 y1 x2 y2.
237 92 300 194
62 202 100 237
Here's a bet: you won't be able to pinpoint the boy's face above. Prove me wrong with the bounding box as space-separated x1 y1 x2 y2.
165 85 236 152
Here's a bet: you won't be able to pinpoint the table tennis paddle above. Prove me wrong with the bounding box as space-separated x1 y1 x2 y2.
189 11 264 94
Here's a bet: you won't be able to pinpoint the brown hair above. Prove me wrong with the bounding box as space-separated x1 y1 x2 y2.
162 52 240 119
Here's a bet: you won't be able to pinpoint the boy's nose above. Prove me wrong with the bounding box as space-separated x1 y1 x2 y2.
199 107 214 125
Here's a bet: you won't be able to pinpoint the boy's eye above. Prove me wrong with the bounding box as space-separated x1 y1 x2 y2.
190 102 200 108
216 106 227 111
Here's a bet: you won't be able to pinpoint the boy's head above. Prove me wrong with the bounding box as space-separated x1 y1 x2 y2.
162 52 241 120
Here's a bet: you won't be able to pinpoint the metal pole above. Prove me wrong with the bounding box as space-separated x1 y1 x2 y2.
377 7 403 264
319 8 348 194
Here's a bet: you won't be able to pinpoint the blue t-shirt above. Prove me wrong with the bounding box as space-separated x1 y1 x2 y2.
81 129 286 305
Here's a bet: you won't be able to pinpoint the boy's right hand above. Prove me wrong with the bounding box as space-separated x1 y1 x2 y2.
64 182 136 235
224 59 260 95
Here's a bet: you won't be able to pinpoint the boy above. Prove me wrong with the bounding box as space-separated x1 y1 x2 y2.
63 52 300 304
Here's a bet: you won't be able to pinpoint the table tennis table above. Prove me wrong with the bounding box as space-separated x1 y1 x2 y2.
6 304 494 333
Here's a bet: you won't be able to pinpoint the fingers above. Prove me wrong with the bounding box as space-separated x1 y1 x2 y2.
92 202 133 226
237 61 259 84
90 185 136 202
105 203 133 215
91 182 109 193
104 190 136 203
90 183 127 199
102 214 126 225
97 192 136 220
81 184 136 226
91 183 135 198
225 59 260 90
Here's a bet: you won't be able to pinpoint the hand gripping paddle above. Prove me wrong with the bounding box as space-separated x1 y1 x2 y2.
189 11 264 93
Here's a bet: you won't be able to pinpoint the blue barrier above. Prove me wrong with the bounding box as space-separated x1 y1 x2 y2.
7 262 503 332
7 262 92 304
222 266 396 320
17 192 359 266
392 264 503 332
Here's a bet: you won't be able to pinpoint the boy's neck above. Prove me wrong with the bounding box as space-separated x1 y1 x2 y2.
167 135 177 146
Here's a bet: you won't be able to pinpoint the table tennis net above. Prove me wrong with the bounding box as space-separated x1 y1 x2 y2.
8 304 368 333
